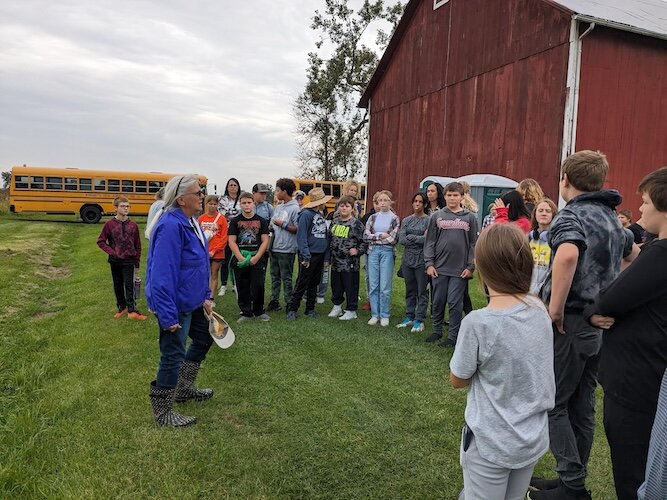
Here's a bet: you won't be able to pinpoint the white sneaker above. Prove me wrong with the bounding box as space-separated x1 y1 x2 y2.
218 285 226 297
380 318 390 327
316 297 325 304
328 305 343 317
367 316 379 325
339 310 357 320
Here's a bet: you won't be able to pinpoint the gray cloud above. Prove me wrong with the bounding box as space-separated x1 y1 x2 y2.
0 0 321 191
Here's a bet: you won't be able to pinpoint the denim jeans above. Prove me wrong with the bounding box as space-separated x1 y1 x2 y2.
401 262 428 322
155 307 213 388
269 251 295 304
367 245 395 319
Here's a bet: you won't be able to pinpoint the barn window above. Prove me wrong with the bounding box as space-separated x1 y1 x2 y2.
433 0 450 9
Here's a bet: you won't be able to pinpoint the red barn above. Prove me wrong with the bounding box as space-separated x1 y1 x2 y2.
359 0 667 217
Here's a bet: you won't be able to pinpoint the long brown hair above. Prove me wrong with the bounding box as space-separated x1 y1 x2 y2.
530 197 558 231
475 224 533 295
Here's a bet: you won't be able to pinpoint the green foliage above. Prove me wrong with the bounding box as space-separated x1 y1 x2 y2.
0 213 615 498
1 171 10 189
294 0 404 181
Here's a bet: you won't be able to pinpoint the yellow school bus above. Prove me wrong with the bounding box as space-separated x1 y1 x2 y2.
9 165 208 223
292 178 366 215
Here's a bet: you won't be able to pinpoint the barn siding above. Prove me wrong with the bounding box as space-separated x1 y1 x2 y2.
575 26 667 213
367 0 571 216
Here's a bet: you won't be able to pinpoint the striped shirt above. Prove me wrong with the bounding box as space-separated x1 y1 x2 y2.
638 369 667 500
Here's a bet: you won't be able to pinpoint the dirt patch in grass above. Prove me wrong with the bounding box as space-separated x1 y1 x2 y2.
30 311 57 321
0 306 20 323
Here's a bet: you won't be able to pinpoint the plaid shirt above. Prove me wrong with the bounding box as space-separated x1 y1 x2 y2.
363 211 400 251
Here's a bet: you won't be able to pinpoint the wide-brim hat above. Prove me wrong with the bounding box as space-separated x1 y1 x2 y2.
207 311 235 349
303 187 333 208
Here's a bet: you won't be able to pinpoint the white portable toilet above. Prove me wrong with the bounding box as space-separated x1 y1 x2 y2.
419 176 456 191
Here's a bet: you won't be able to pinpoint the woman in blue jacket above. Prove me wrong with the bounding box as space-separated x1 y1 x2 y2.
145 174 215 427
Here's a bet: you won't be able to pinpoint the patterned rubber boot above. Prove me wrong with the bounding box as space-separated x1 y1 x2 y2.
149 381 197 427
174 361 214 403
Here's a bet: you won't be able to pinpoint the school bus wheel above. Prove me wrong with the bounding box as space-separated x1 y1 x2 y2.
80 205 102 224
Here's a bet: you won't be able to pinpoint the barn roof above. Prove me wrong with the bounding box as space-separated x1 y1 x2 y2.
359 0 667 108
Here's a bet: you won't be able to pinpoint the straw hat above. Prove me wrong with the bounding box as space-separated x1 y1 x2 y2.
303 187 333 208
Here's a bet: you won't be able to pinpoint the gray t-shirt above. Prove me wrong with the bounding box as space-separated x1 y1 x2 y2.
271 199 300 253
450 296 555 468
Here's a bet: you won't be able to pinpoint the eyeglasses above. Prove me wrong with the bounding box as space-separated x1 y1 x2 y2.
184 189 206 197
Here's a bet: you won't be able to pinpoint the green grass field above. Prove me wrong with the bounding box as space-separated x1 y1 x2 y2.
0 213 614 498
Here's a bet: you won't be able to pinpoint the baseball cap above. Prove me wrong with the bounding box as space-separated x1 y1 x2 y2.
294 190 305 198
252 183 269 193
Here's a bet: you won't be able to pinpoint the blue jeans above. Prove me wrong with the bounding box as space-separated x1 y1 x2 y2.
155 307 213 388
368 245 395 319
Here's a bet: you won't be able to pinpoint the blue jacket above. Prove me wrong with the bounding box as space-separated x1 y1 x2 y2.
145 208 210 329
296 208 330 262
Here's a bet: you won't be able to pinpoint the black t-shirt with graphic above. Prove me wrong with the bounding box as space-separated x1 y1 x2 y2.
228 213 269 252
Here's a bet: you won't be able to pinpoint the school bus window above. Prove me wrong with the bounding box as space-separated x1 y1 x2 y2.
322 184 332 195
300 183 314 193
94 178 106 191
65 177 78 191
30 176 44 190
136 180 147 193
122 180 133 193
108 179 120 192
332 185 341 198
80 178 92 191
14 176 29 189
46 177 62 190
148 181 161 193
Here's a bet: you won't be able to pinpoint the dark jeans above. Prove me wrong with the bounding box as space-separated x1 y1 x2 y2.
233 261 266 317
548 314 601 490
287 253 325 313
604 394 654 500
431 274 466 339
463 279 473 315
110 261 136 312
156 307 213 388
270 251 295 305
331 269 360 311
402 262 428 322
219 245 232 287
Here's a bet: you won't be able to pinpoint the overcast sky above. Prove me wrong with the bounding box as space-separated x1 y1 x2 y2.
0 0 330 193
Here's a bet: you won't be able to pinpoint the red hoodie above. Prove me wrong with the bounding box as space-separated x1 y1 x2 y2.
97 218 141 267
494 207 531 233
198 212 228 259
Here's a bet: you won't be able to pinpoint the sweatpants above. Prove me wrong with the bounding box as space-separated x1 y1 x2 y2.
269 251 295 305
287 253 325 313
459 431 537 500
547 313 601 490
331 269 360 311
431 274 466 340
402 262 428 322
233 261 266 317
604 394 655 500
110 261 136 312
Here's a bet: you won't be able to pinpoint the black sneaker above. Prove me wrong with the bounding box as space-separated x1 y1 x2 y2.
267 301 281 312
304 310 319 319
425 333 442 343
529 477 560 491
286 311 297 321
527 483 591 500
438 338 456 348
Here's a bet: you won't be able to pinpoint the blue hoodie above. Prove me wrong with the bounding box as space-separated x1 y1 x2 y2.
296 208 330 262
145 208 210 329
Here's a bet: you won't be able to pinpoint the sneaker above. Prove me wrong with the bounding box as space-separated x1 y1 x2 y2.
529 477 560 491
286 311 297 321
218 285 226 297
127 311 147 321
232 285 236 293
304 310 319 319
114 308 128 319
411 321 425 333
267 301 281 312
339 311 357 320
257 313 271 322
368 316 379 326
396 317 414 328
361 302 371 311
316 297 325 304
237 315 252 323
380 318 390 327
328 305 343 317
527 484 591 500
438 338 456 348
425 333 442 343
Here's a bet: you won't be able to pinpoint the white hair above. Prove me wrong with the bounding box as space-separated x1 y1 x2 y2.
145 175 200 238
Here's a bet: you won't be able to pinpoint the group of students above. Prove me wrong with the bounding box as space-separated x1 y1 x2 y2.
96 152 667 500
